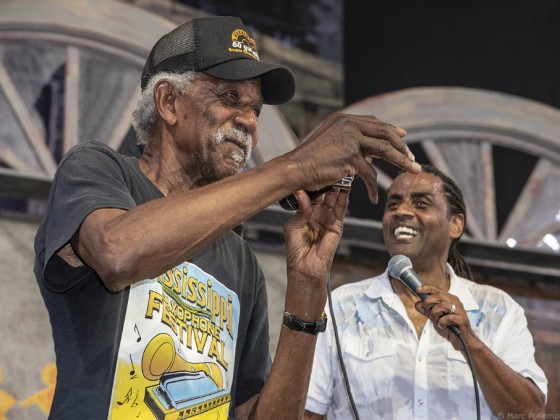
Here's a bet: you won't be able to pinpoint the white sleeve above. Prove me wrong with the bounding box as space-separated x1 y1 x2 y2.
490 296 548 400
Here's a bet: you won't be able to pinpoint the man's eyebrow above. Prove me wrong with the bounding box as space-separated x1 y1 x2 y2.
386 193 402 200
410 191 434 199
386 191 434 200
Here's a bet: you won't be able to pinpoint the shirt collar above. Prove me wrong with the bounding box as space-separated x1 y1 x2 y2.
447 264 479 312
363 263 480 312
364 270 398 305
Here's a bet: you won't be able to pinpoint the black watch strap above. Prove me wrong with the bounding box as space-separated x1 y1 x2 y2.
282 311 327 335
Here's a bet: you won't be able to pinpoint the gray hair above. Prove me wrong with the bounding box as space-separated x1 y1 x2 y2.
131 71 198 146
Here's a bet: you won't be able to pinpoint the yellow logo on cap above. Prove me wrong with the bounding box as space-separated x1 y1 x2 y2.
230 29 260 60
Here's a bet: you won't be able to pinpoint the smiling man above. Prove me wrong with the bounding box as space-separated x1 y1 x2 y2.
304 164 547 419
33 16 421 420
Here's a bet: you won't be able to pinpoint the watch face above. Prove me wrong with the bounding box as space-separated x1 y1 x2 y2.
315 318 327 333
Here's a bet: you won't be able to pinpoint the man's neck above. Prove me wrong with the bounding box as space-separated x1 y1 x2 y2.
139 140 200 196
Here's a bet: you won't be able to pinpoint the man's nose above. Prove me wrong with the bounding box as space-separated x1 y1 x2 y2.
234 108 258 137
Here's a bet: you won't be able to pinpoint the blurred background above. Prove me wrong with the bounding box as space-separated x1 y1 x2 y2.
0 0 559 417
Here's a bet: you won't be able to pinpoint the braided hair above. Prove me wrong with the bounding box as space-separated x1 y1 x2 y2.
418 164 473 280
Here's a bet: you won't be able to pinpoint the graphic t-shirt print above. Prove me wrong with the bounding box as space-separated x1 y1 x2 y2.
108 262 240 419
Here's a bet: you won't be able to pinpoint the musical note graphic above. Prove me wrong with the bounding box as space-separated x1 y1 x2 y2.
133 324 141 342
129 355 137 379
117 387 133 406
131 390 139 408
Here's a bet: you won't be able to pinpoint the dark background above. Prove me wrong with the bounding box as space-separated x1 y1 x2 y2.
344 1 560 107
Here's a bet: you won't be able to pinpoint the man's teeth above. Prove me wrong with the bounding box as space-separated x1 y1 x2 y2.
394 226 419 239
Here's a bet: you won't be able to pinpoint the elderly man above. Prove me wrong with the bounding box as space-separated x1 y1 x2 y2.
34 16 419 419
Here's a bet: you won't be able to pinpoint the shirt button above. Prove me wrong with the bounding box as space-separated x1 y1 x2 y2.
418 399 424 406
418 356 423 362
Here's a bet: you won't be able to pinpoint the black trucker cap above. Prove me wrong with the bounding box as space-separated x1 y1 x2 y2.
141 16 296 105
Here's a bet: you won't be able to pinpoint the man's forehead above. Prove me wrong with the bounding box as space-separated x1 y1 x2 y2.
388 172 443 195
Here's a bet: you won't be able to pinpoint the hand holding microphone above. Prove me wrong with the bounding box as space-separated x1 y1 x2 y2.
388 254 461 336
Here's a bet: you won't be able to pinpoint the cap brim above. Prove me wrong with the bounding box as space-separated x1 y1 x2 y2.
204 59 296 105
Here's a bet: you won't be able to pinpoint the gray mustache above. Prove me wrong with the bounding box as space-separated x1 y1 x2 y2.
216 128 253 162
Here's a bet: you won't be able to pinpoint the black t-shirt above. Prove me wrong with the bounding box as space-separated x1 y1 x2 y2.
34 141 270 419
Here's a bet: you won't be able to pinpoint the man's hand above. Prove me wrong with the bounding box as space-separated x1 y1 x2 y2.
289 113 421 204
414 284 475 351
283 187 350 286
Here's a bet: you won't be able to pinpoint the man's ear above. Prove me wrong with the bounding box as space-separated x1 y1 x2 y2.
450 214 465 239
154 80 178 125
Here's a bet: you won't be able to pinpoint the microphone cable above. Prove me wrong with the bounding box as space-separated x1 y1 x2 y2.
449 327 481 420
327 274 360 420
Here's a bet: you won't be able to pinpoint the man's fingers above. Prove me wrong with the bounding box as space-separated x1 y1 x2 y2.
343 115 419 174
332 188 350 220
361 137 421 174
293 190 313 215
296 113 420 195
356 161 379 204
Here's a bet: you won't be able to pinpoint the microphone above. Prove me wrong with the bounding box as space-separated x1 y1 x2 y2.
279 176 354 211
388 255 430 300
388 254 460 335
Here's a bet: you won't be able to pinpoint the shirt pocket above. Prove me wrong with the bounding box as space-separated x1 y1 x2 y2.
339 338 397 403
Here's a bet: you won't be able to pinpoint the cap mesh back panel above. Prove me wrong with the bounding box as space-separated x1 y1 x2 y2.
150 24 196 68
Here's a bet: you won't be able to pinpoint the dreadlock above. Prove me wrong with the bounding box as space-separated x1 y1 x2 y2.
419 164 473 280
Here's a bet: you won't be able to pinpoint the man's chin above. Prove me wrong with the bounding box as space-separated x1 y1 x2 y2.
225 157 248 173
387 243 416 258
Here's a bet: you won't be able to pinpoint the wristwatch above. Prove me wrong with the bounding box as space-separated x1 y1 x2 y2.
282 311 327 335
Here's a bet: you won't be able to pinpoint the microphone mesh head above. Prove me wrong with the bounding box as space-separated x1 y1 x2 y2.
388 255 412 278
